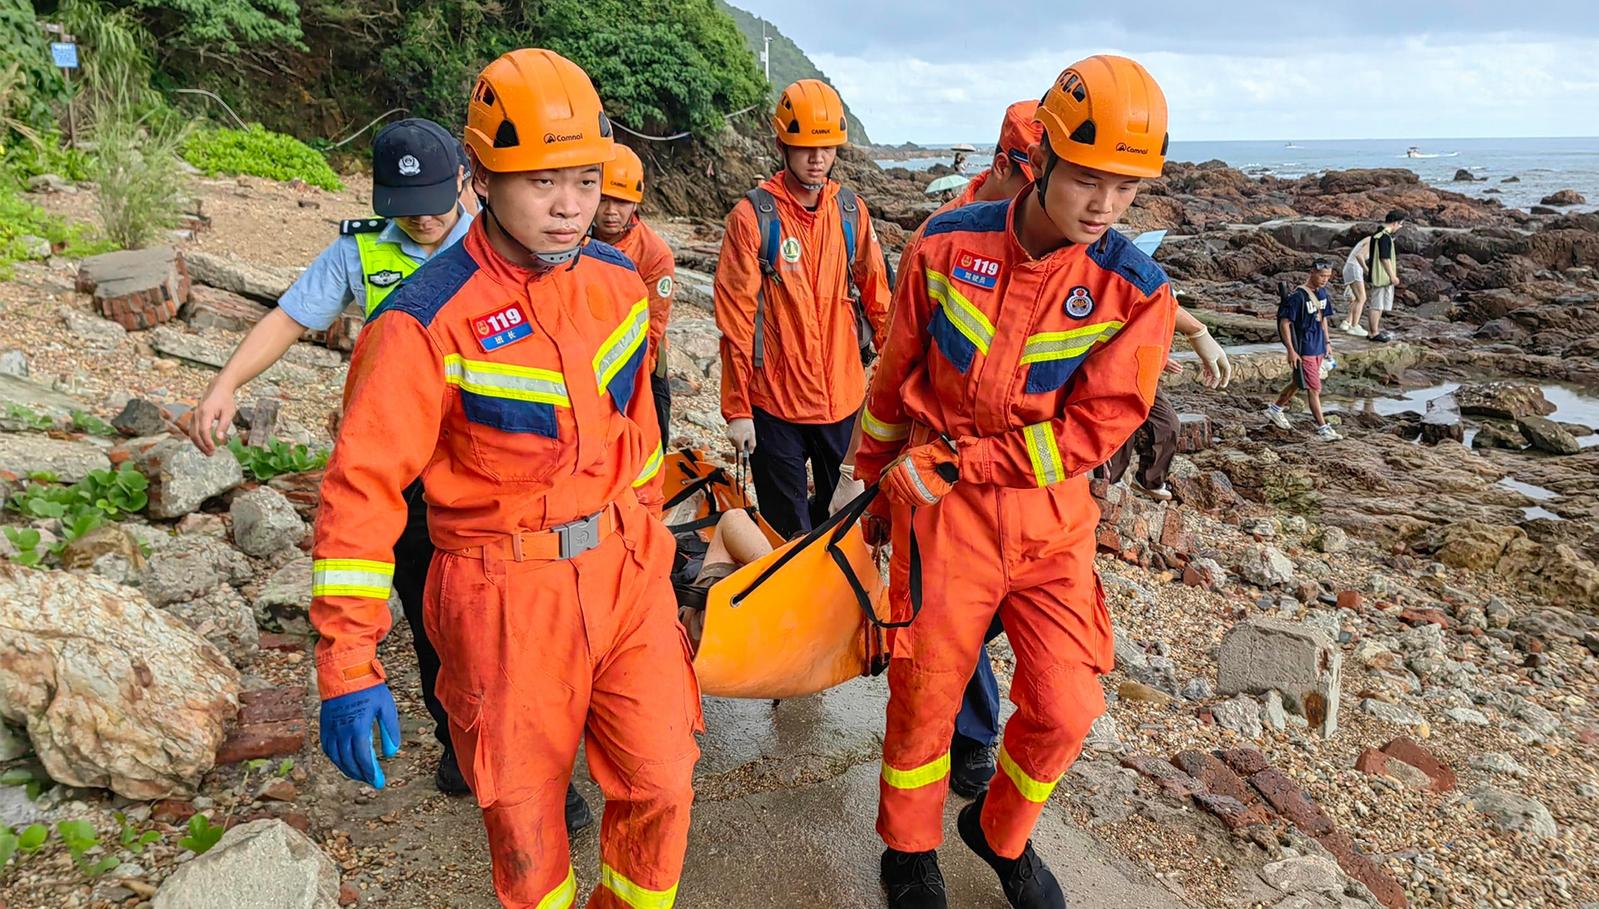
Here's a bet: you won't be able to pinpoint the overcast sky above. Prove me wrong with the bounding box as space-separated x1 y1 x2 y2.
733 0 1599 144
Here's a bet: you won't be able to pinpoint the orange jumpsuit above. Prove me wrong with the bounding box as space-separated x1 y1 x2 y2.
311 220 700 909
607 215 676 376
857 192 1176 859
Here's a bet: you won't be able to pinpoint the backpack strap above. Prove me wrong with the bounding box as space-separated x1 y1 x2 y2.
746 188 780 369
835 186 860 272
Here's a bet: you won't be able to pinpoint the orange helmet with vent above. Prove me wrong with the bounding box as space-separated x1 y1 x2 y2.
771 79 848 148
601 144 645 203
1035 55 1168 179
465 48 613 174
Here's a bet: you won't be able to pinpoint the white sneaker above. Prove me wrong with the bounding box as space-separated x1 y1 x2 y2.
1265 405 1292 430
1314 424 1342 442
1338 320 1350 331
1135 481 1173 501
1345 325 1369 337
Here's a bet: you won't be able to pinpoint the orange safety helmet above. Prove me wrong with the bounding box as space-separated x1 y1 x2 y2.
601 144 645 203
465 48 614 174
1034 55 1168 179
771 79 848 148
997 99 1044 178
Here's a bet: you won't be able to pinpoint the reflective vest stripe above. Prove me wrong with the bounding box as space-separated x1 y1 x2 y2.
443 355 571 407
353 230 422 315
925 269 995 355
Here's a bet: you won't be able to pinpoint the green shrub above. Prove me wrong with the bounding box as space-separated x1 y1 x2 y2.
0 187 115 278
183 125 342 191
90 85 192 250
227 436 329 481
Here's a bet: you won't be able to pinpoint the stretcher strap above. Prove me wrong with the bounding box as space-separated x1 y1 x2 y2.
663 467 730 511
666 507 756 536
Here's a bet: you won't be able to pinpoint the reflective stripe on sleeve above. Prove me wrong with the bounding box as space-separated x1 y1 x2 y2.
1019 321 1124 364
1022 422 1064 488
860 406 910 443
311 558 395 599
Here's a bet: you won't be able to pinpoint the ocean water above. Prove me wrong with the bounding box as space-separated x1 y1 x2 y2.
877 136 1599 213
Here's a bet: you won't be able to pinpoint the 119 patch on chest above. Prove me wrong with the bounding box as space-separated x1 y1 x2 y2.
952 249 1002 289
472 303 533 352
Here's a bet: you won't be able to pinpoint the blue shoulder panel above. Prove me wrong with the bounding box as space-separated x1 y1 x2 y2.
580 239 638 272
368 241 478 329
923 199 1010 239
1086 229 1168 298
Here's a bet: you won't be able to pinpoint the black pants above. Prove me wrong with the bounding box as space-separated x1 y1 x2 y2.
1104 392 1179 490
651 372 671 447
955 617 1005 748
395 480 449 746
749 406 856 540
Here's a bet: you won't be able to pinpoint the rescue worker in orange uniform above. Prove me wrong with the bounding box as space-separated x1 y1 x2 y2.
310 49 700 909
594 143 677 442
715 78 892 539
941 100 1041 215
858 56 1177 909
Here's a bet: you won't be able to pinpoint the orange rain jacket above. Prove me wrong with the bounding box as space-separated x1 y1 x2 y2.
714 174 892 425
608 215 676 374
310 220 666 700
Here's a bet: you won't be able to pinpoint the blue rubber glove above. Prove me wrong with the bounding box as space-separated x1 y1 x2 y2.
319 684 401 788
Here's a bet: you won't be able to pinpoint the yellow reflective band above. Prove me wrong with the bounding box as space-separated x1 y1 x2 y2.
860 406 909 443
600 863 678 909
443 354 571 406
880 753 951 790
594 299 651 391
311 558 395 600
633 443 664 488
926 269 995 355
997 744 1061 803
1023 422 1064 488
1019 321 1125 364
536 866 577 909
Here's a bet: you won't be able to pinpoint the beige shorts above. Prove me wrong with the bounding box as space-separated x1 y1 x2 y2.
1369 285 1395 312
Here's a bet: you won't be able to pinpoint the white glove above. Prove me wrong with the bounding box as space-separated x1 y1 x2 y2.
726 417 756 456
1183 326 1231 389
829 463 866 515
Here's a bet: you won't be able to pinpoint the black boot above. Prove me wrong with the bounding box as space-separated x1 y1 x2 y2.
950 735 997 799
880 849 948 909
565 783 594 834
435 747 470 795
958 796 1066 909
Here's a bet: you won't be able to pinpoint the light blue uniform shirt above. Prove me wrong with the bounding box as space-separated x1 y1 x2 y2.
277 205 474 331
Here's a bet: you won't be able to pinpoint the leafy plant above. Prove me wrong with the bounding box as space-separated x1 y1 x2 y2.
55 819 119 877
178 813 224 855
276 758 295 777
18 823 48 853
70 410 117 438
0 766 49 801
0 179 117 279
78 466 149 517
3 403 53 431
112 812 162 855
183 125 342 191
228 437 330 481
3 526 43 567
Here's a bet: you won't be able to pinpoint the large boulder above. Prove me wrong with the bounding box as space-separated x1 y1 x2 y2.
1217 618 1341 737
1516 416 1581 455
137 438 244 518
1539 189 1586 207
230 487 306 558
0 433 111 483
1430 522 1525 571
152 820 341 909
1466 786 1557 839
0 564 239 799
1455 382 1554 420
140 536 252 606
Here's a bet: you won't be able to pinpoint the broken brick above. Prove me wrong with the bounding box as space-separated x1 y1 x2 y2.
1398 607 1450 630
258 633 308 654
1379 736 1457 793
1336 590 1363 611
1316 830 1409 908
1192 792 1272 832
1249 767 1334 837
1171 750 1257 805
216 720 306 765
1216 747 1269 777
238 686 306 725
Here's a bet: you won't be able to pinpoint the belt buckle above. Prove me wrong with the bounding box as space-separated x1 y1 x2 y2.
555 510 603 559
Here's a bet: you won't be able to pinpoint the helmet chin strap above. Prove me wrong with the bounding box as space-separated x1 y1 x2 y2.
1034 148 1060 213
798 179 825 192
482 197 581 269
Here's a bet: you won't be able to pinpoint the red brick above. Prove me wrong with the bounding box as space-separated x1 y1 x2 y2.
1398 607 1450 629
1158 508 1187 550
1192 792 1272 832
1175 413 1212 453
258 633 308 654
1249 767 1334 837
1119 755 1206 799
1171 750 1257 805
151 799 197 823
1316 830 1409 908
1336 590 1363 610
1355 748 1394 777
1379 736 1457 793
215 720 306 765
1217 747 1269 777
1096 527 1123 553
340 883 360 906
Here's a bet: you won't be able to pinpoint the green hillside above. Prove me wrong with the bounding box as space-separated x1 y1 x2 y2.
718 2 872 145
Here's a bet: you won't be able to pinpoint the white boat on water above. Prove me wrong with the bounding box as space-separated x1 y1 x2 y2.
1406 146 1459 159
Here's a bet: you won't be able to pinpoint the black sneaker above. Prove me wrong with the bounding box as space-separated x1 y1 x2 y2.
565 783 595 834
880 848 948 909
435 747 470 795
1369 332 1391 343
950 736 997 799
958 797 1066 909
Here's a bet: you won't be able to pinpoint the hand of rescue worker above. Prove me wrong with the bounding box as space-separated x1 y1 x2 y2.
319 684 401 789
881 441 960 509
829 463 866 516
1162 357 1184 376
726 418 756 456
862 492 892 548
1182 326 1231 389
190 382 238 455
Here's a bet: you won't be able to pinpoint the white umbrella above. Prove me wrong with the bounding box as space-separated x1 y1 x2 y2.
924 174 971 195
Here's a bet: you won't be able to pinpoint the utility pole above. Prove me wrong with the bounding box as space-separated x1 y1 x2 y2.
761 24 771 82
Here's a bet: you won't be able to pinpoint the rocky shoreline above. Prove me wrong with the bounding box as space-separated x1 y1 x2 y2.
0 158 1594 908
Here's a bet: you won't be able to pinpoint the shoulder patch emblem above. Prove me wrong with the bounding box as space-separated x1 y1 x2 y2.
1065 286 1095 319
656 275 674 298
780 236 803 264
368 269 404 288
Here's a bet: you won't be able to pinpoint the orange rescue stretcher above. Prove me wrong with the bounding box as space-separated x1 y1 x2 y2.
661 450 905 700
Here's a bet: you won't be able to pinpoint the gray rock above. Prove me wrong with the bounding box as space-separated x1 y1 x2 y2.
1311 526 1348 554
0 722 30 761
1517 415 1581 455
0 433 112 484
16 235 50 259
152 819 340 909
1456 382 1554 420
1421 394 1464 445
1469 752 1528 778
1218 619 1341 736
111 399 168 437
254 556 312 631
137 438 244 519
166 587 259 665
0 348 28 378
1180 678 1214 701
183 251 299 304
1444 707 1490 726
1262 854 1344 894
140 537 252 606
59 307 128 350
1358 698 1427 728
0 785 48 829
1484 598 1515 628
229 487 305 558
1263 690 1288 731
1242 517 1277 538
26 173 76 194
1212 694 1264 739
1240 544 1296 588
1084 713 1123 753
1466 786 1557 839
